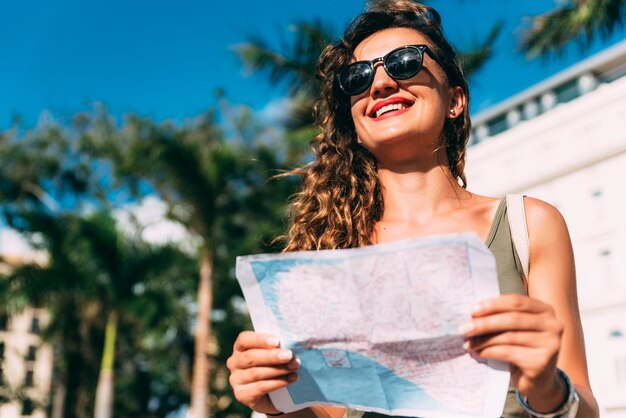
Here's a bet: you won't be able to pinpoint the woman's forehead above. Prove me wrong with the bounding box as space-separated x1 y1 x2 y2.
352 27 430 60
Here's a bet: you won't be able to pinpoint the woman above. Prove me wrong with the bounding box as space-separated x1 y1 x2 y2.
226 1 599 417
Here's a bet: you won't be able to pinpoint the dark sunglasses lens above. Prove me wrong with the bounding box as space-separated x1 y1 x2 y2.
386 48 423 80
339 63 373 95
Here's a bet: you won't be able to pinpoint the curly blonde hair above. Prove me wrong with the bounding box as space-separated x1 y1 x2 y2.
283 0 472 252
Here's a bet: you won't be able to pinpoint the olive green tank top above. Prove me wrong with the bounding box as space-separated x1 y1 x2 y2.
346 198 529 418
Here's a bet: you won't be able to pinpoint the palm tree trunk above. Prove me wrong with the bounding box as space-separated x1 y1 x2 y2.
94 310 118 418
51 369 66 418
188 248 213 418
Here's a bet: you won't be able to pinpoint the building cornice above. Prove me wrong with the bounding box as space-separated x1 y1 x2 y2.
472 39 626 127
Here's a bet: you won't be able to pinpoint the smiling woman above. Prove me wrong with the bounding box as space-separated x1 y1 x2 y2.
347 27 465 168
226 1 599 417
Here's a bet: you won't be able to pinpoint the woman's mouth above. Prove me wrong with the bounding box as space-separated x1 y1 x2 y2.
368 98 414 120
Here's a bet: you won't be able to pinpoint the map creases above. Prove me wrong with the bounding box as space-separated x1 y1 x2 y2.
237 233 510 418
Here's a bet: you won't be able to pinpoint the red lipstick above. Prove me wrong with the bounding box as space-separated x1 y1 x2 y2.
368 97 414 119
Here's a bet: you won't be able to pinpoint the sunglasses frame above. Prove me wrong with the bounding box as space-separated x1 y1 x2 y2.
337 44 444 96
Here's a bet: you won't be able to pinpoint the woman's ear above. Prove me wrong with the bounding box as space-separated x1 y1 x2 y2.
447 86 466 119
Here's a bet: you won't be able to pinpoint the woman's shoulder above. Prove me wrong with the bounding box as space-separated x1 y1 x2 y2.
523 196 569 238
521 197 574 281
466 194 570 246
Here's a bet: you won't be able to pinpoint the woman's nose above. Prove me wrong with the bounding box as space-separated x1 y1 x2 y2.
370 64 398 96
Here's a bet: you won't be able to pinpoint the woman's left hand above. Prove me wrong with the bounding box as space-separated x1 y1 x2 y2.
461 293 565 401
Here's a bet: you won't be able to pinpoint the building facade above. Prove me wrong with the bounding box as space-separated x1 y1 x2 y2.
466 39 626 417
0 307 53 418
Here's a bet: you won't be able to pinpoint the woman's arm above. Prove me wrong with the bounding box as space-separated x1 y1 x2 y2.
227 331 345 418
525 198 598 417
462 198 599 417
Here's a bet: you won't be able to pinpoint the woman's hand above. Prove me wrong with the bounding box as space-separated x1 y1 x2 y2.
227 331 300 414
461 294 567 411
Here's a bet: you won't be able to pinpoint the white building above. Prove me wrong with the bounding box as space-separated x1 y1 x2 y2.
0 292 53 418
467 39 626 417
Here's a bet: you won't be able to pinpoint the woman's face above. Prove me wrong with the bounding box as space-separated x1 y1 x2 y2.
349 27 463 163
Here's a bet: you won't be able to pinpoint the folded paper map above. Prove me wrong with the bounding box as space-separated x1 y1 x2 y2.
236 233 509 418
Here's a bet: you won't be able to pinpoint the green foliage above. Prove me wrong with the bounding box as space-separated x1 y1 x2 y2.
0 207 198 418
0 100 298 418
80 102 298 417
520 0 626 58
458 21 503 79
237 19 334 98
237 20 335 160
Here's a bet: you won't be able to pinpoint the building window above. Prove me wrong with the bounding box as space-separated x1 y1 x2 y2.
554 78 580 104
0 367 4 386
610 329 626 385
25 369 34 387
0 314 7 330
591 189 606 219
26 345 36 362
487 113 508 136
0 342 4 359
21 398 34 415
30 316 40 334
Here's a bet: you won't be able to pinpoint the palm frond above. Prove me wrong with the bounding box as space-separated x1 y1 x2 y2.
459 21 504 78
236 19 335 97
520 0 626 58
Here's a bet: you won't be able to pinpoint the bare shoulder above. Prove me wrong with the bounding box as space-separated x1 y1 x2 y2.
523 197 571 245
524 196 566 223
522 197 576 294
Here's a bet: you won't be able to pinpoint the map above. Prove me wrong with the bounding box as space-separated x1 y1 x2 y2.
236 233 509 418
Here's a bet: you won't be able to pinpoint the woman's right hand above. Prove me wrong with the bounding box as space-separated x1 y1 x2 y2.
227 331 300 414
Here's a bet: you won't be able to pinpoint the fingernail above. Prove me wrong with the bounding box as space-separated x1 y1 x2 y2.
459 322 474 334
471 303 483 313
288 373 298 382
462 341 470 351
266 337 280 347
277 350 293 360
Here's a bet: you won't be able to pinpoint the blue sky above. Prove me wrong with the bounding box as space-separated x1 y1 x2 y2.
1 0 625 129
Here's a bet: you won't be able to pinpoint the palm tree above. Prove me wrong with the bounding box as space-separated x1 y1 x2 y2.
520 0 626 57
236 19 335 163
0 119 106 418
0 213 100 418
102 112 251 418
0 209 197 418
78 211 194 418
1 118 198 418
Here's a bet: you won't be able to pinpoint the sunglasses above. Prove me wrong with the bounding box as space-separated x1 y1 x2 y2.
337 44 443 96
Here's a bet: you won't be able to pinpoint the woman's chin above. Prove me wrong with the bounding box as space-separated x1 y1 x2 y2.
361 129 436 150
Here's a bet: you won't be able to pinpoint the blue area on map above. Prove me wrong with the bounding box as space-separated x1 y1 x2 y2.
287 348 442 410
